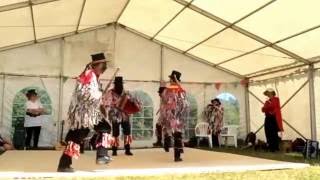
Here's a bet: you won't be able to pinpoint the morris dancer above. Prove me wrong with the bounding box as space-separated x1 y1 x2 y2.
160 70 189 162
103 76 141 156
57 53 113 172
153 81 166 147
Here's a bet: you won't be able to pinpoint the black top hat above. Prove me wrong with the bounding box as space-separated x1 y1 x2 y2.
91 53 106 62
169 70 181 82
114 76 123 84
26 89 37 97
211 98 221 105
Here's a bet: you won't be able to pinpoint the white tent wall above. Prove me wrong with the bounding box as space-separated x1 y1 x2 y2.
0 25 245 148
162 47 239 82
0 76 60 147
63 27 115 78
249 74 311 141
0 40 62 76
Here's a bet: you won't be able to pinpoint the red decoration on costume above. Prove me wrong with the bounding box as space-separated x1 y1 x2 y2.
78 70 94 85
96 133 113 148
64 141 80 159
112 137 120 147
214 82 222 90
124 135 133 145
262 97 284 131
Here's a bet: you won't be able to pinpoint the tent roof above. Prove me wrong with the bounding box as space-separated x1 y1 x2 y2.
0 0 319 78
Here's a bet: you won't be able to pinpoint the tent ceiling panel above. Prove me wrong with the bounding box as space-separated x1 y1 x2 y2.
278 28 320 60
220 47 298 75
155 8 225 51
238 0 320 42
118 0 185 37
33 0 83 39
192 0 272 23
0 7 33 47
79 0 127 30
189 28 265 64
0 0 27 7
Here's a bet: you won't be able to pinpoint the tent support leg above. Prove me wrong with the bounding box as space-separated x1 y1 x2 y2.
308 64 317 140
245 85 251 134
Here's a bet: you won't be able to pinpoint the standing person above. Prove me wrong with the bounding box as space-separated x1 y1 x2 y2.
210 98 224 146
24 89 44 150
103 76 141 156
160 70 189 162
153 81 166 147
262 88 283 152
57 53 112 172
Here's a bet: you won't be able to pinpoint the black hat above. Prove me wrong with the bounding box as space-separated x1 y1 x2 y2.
114 76 123 84
91 53 106 63
211 98 221 105
26 89 37 97
169 70 181 82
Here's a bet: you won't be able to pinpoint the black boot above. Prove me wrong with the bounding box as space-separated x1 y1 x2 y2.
80 142 85 154
174 149 182 162
112 146 118 156
57 154 74 172
153 124 163 147
164 136 171 152
125 144 133 156
153 138 163 147
96 147 112 164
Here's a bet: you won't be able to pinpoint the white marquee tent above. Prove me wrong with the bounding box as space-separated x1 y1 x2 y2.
0 0 319 148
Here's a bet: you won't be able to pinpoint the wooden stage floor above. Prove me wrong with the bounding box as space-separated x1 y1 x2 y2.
0 148 309 178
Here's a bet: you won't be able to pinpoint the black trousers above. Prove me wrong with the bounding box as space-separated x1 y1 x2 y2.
112 120 131 138
212 134 220 147
25 126 41 148
264 115 280 152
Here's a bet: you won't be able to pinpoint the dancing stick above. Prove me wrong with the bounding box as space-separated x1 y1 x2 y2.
103 68 120 94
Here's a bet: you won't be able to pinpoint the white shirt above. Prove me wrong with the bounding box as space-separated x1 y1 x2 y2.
24 100 43 127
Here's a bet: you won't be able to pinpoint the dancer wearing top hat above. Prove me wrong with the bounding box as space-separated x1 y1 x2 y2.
102 76 141 156
153 81 167 147
57 53 113 172
160 70 189 162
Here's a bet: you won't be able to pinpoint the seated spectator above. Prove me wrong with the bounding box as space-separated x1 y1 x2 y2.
0 134 15 152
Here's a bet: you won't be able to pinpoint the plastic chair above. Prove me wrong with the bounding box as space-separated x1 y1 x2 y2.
220 125 239 148
195 122 213 148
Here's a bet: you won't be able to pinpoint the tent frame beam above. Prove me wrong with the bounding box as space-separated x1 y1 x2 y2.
173 0 310 65
28 0 37 42
218 24 320 66
184 0 276 53
115 0 130 23
151 0 194 40
121 24 245 79
75 0 87 33
0 0 60 13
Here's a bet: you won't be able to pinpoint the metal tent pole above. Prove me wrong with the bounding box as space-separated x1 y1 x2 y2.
245 84 251 134
308 64 317 140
